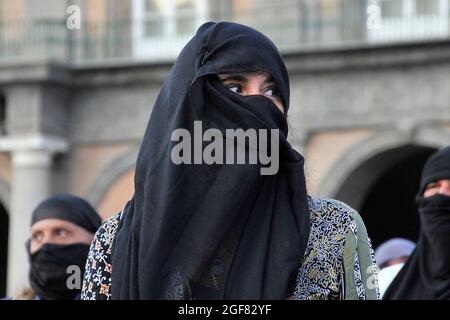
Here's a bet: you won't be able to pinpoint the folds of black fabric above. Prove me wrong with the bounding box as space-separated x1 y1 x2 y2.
384 146 450 300
111 22 311 300
31 194 102 234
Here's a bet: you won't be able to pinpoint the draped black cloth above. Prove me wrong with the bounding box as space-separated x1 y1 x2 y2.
111 22 310 300
29 194 101 300
31 194 101 234
384 146 450 300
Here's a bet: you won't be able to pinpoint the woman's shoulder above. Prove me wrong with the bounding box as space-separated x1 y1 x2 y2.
292 198 355 299
295 197 379 300
308 197 357 218
308 197 370 241
90 212 121 256
97 212 121 242
81 212 121 300
307 197 367 236
291 197 376 300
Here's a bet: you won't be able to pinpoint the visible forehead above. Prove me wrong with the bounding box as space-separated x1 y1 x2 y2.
31 218 78 231
429 179 450 184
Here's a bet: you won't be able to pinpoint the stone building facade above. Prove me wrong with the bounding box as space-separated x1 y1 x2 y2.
1 39 450 296
1 0 450 297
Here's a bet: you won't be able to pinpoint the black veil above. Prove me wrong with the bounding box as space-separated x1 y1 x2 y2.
111 22 310 300
384 146 450 300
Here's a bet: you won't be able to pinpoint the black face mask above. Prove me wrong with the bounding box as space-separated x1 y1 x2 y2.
28 243 90 300
385 193 450 300
418 193 450 225
384 146 450 300
418 194 450 271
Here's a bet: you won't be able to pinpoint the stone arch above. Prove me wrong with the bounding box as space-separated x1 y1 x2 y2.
85 147 138 213
317 127 449 205
316 127 449 246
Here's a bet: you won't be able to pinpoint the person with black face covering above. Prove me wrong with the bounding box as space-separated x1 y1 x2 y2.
81 22 379 300
13 194 102 300
384 146 450 300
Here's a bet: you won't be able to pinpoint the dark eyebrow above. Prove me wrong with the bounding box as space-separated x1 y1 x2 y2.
262 76 276 86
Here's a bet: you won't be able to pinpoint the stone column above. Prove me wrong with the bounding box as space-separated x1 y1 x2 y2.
0 134 68 296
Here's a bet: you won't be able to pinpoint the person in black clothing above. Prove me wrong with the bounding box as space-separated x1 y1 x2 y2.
15 194 101 300
384 146 450 300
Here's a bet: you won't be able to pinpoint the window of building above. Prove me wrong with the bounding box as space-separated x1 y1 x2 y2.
140 0 200 39
133 0 208 59
381 0 403 18
143 0 164 38
416 0 439 16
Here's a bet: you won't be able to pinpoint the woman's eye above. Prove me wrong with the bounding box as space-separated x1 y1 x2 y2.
55 229 68 238
426 182 438 190
264 87 279 98
425 182 440 195
226 84 241 94
32 233 43 242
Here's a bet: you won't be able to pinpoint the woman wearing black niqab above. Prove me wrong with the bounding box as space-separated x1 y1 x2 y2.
113 21 309 300
384 146 450 300
14 194 102 300
81 22 379 300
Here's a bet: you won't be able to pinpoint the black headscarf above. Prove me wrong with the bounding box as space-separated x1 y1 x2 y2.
31 194 102 234
111 22 310 300
384 146 450 300
29 194 102 300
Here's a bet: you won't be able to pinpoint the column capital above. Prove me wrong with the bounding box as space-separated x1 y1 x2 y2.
11 149 53 167
0 133 69 154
